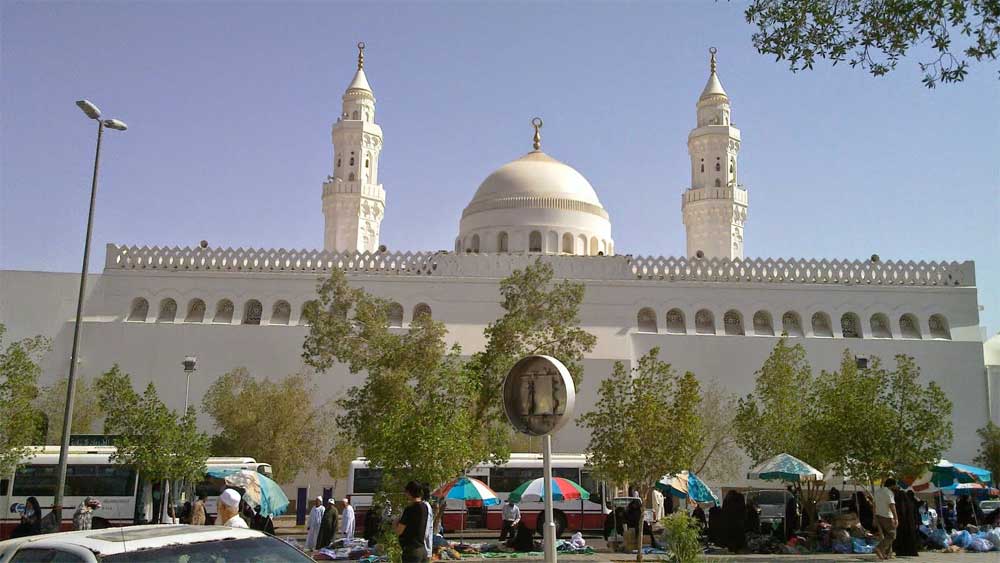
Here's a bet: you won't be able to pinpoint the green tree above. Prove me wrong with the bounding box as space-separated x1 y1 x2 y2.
95 365 210 484
35 376 102 444
745 0 1000 87
0 324 49 476
202 369 329 484
692 380 741 484
881 354 953 478
734 338 827 468
974 421 1000 482
578 348 702 562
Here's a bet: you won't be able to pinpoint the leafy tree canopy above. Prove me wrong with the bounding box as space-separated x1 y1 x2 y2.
693 380 742 484
95 365 209 483
0 324 49 476
203 369 329 484
974 421 1000 482
745 0 1000 87
35 376 101 445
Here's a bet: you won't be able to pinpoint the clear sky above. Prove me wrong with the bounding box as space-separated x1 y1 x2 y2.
2 1 998 335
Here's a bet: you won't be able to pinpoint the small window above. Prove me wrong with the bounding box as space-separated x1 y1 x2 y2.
271 301 291 325
413 303 432 321
388 302 403 328
752 311 773 336
365 159 370 168
529 231 542 252
349 156 355 166
714 178 721 187
637 308 657 333
337 158 341 168
127 298 149 322
349 172 356 181
811 312 832 337
214 299 234 324
715 159 721 172
471 234 480 253
562 233 574 254
928 314 951 340
185 299 206 323
497 232 509 252
665 309 685 334
841 313 861 338
724 310 744 336
352 110 359 120
243 300 263 325
899 313 921 339
781 312 803 337
157 298 177 323
695 309 715 334
870 313 891 338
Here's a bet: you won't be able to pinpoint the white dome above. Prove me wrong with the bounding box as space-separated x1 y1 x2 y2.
458 150 613 256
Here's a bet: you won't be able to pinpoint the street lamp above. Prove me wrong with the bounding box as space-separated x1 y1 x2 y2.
52 100 128 520
182 356 197 413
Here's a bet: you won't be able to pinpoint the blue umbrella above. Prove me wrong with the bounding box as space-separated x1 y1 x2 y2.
656 471 720 505
206 468 290 517
747 453 824 482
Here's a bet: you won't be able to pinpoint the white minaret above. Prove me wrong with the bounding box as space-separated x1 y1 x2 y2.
322 42 386 253
682 48 748 260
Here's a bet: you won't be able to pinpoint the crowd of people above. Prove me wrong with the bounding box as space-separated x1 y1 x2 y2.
304 496 357 551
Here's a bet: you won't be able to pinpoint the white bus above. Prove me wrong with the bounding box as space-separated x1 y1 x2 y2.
347 453 608 537
1 447 271 538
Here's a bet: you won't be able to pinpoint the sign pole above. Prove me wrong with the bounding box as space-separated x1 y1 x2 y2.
542 434 556 563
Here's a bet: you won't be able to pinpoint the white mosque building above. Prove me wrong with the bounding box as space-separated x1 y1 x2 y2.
1 44 994 497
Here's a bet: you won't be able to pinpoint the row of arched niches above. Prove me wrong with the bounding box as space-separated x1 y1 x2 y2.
125 297 430 327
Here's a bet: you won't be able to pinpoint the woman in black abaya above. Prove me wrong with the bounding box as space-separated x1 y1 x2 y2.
892 488 919 556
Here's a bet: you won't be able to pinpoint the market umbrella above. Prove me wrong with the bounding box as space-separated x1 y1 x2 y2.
205 468 289 517
431 476 500 542
909 459 983 493
508 477 590 503
747 453 824 482
656 471 720 505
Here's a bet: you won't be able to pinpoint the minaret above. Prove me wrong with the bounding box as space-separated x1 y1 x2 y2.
322 42 386 253
681 48 748 260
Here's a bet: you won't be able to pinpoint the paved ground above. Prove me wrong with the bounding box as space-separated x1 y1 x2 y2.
274 520 997 562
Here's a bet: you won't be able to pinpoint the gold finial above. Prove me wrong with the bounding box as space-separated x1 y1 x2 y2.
531 117 543 151
709 47 717 74
357 41 366 70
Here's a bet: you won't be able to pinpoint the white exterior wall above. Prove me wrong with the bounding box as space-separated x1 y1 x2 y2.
0 248 990 498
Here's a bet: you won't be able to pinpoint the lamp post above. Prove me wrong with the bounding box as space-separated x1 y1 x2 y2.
182 356 197 413
52 100 127 520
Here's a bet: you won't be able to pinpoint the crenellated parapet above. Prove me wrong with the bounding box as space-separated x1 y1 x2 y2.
104 244 975 287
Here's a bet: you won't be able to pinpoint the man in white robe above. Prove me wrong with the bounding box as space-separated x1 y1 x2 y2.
340 498 356 540
305 496 325 550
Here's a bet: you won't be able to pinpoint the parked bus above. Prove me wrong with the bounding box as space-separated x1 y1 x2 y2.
0 446 271 539
347 453 608 537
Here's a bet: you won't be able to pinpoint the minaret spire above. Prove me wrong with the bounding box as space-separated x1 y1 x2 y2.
709 46 717 74
357 41 365 70
531 117 543 151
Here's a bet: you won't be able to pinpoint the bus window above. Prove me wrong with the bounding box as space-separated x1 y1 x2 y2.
1 478 8 496
13 465 58 497
579 470 603 507
66 465 136 497
553 468 579 482
352 469 383 494
489 468 543 493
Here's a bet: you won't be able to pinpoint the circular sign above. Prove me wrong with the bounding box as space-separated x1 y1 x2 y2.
502 355 576 436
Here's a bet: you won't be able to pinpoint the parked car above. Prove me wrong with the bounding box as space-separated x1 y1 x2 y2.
980 499 1000 513
0 524 312 563
746 489 793 524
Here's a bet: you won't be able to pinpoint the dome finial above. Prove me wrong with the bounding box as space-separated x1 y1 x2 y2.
709 47 717 74
531 117 543 151
357 41 366 70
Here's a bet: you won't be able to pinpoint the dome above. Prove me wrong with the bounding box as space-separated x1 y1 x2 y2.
458 150 613 256
468 150 603 208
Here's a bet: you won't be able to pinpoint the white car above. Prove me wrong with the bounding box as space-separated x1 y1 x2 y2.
0 524 312 562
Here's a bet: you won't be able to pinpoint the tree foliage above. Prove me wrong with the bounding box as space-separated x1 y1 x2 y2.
35 376 102 444
745 0 1000 87
202 369 328 484
692 380 741 484
0 324 49 476
95 365 209 483
734 338 826 468
974 421 1000 482
301 261 596 492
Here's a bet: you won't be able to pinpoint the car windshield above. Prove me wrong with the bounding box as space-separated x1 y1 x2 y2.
102 536 312 563
752 491 787 505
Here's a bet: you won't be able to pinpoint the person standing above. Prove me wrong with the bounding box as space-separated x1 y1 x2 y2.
317 498 339 550
217 489 249 528
363 503 384 547
305 497 325 550
72 497 101 531
956 495 974 530
873 478 899 561
395 481 430 563
11 497 42 538
499 499 521 542
340 498 356 540
191 493 208 526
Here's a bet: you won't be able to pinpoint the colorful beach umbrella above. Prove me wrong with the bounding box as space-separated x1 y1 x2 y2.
747 453 824 482
205 468 289 517
656 471 720 505
432 476 500 507
910 459 984 493
508 477 590 503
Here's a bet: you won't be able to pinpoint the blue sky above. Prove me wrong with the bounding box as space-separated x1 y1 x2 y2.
2 1 998 335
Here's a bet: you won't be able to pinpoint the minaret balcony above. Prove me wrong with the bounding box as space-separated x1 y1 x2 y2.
323 179 385 200
682 184 748 208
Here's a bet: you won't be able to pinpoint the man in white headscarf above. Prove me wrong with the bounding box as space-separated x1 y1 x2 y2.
305 496 325 550
340 498 356 540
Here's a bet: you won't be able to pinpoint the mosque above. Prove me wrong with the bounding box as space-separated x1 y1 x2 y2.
0 44 994 496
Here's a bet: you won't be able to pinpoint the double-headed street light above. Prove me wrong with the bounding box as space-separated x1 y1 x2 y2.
52 100 128 520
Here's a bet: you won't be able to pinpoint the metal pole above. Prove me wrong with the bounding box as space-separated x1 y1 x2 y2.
184 371 192 413
53 119 104 521
542 434 556 563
